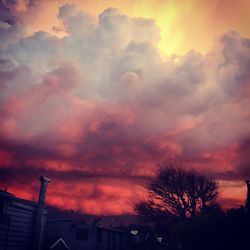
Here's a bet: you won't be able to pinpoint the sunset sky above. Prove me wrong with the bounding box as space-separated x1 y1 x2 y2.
0 0 250 216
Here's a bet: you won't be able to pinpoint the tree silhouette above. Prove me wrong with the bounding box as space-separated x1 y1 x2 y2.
134 161 218 223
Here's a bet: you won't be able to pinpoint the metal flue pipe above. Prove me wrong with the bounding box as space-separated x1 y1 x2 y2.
33 176 50 250
246 180 250 211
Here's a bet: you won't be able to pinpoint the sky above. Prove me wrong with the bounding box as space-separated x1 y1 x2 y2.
0 0 250 216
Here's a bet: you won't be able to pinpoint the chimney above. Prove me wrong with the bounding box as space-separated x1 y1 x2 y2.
33 176 50 250
245 180 250 211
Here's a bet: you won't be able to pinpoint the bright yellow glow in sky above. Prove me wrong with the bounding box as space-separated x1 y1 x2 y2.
129 0 193 55
73 0 200 55
72 0 250 55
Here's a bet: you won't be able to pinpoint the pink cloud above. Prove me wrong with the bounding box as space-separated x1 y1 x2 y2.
0 4 250 215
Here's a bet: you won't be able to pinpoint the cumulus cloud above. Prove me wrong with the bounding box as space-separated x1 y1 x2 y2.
0 3 250 214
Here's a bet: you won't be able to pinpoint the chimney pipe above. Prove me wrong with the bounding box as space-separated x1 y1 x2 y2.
38 176 50 206
33 176 50 250
245 180 250 211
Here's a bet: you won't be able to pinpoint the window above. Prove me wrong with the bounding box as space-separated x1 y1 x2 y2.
97 228 102 243
76 228 89 241
0 199 7 215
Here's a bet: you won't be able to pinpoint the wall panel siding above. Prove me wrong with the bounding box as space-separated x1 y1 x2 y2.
0 193 37 250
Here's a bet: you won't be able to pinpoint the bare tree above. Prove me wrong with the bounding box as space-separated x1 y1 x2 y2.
134 161 218 223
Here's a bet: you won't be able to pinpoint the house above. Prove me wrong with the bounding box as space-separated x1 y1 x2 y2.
0 176 50 250
48 238 69 250
129 228 166 250
44 218 133 250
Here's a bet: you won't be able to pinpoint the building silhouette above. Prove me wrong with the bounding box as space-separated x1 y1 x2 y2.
0 177 133 250
0 176 50 250
44 218 132 250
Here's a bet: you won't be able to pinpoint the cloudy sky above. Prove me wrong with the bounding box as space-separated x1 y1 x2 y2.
0 0 250 215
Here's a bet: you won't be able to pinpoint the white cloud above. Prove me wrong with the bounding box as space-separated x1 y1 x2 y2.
0 5 250 165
